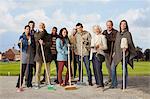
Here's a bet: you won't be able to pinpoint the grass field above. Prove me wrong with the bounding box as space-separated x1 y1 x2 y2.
0 61 150 76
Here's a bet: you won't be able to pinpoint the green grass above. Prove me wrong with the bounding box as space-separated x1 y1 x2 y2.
0 61 149 76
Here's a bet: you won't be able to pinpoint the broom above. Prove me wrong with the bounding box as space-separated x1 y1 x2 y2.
121 38 128 92
17 40 24 92
65 44 77 90
40 40 56 91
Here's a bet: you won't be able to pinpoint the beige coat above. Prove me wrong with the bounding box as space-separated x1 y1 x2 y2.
90 33 107 60
74 30 91 56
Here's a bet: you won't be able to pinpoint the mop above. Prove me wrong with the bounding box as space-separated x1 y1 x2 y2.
17 40 24 92
40 41 56 91
121 38 128 92
76 39 86 86
65 44 77 90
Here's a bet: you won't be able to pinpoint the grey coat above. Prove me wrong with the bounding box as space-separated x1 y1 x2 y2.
113 30 137 68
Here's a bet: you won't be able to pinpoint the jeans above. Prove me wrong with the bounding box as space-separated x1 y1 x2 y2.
16 64 33 87
111 57 128 88
92 53 104 86
75 55 92 83
105 53 112 81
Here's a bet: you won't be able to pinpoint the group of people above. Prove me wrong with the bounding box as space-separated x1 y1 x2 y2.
16 20 137 91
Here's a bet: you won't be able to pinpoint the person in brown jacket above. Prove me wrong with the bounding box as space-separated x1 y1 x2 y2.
34 23 51 89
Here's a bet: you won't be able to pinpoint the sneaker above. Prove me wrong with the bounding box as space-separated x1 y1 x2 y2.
34 84 40 89
109 85 117 89
89 82 93 86
97 85 104 88
104 80 111 86
54 79 59 84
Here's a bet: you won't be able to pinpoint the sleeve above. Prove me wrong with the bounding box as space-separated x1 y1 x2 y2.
113 32 119 52
101 35 107 50
56 39 65 54
128 32 136 49
44 34 51 48
18 35 27 48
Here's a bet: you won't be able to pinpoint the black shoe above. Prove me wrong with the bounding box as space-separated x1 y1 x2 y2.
54 79 59 84
27 84 33 88
104 80 111 86
89 82 93 86
97 85 104 88
109 86 117 89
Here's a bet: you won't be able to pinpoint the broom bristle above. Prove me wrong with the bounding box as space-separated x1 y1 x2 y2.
48 85 56 90
65 86 77 90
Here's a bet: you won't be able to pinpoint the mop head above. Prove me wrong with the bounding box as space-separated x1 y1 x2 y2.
65 85 77 90
47 85 56 91
76 82 87 86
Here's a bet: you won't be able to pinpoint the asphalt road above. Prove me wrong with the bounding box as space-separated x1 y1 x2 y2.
0 76 150 99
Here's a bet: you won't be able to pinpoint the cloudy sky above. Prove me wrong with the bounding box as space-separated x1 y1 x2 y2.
0 0 150 52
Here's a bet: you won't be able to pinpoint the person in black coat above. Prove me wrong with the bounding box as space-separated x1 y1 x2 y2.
34 23 51 89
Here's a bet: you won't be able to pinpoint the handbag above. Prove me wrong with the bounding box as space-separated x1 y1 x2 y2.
96 53 105 63
96 36 105 62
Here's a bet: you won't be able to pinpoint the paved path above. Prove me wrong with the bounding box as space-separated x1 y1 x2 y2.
0 76 150 99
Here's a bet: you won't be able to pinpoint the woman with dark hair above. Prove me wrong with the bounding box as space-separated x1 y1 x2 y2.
56 28 70 86
16 25 35 89
110 20 136 89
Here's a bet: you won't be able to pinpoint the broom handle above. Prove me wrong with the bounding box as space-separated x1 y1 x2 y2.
72 47 74 79
80 39 83 82
68 44 71 86
123 48 126 91
40 43 51 85
19 41 22 88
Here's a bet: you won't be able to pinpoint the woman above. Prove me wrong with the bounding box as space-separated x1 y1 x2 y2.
16 25 35 89
110 20 136 89
90 25 107 89
56 28 70 86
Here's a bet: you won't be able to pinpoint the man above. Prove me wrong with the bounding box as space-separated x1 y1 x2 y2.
74 23 93 86
34 23 51 89
40 27 59 84
102 20 118 85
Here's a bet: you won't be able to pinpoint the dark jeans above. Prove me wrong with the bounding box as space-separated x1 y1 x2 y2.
75 55 92 83
111 57 129 88
42 54 58 81
92 53 104 86
16 64 33 88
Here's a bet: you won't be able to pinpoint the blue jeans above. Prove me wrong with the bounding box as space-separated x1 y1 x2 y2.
92 53 104 86
111 57 128 88
75 55 92 83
